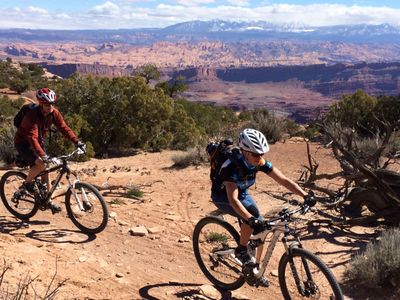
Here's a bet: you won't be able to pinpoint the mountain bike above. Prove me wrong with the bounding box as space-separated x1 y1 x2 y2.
0 149 109 234
193 203 344 299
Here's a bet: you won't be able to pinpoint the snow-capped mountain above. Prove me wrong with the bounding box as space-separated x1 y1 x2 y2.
1 20 400 44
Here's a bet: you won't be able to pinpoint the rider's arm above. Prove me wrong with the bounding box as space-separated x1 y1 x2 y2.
224 181 253 221
268 166 307 198
52 109 79 143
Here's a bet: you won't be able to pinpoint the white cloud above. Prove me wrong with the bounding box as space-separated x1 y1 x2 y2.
227 0 249 7
88 1 121 16
172 0 215 6
27 6 48 15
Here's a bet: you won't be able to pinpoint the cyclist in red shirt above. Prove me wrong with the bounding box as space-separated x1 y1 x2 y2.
14 88 86 213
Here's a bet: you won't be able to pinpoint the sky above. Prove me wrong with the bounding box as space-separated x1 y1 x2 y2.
1 0 400 29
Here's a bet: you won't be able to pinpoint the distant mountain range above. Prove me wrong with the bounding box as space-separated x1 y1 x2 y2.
2 20 400 44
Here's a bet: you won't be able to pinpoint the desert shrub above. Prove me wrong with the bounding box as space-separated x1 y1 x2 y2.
324 90 400 135
176 99 239 138
283 118 302 137
125 186 144 198
55 74 202 155
171 146 209 169
45 114 95 161
0 96 24 120
246 109 286 143
346 227 400 287
0 259 66 299
0 123 16 164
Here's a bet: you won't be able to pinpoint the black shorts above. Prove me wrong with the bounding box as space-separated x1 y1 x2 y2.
15 143 40 167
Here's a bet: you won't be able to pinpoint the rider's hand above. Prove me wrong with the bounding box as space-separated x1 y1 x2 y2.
40 155 50 164
303 191 316 207
248 216 265 234
76 141 86 153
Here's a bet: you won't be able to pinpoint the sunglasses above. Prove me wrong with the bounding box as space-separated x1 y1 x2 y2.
42 103 55 107
246 151 263 158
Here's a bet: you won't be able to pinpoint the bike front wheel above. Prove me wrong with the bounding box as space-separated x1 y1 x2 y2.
0 171 39 220
278 247 344 300
193 216 245 290
65 182 109 234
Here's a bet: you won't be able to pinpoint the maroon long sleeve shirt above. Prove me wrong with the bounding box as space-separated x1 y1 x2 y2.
14 107 79 157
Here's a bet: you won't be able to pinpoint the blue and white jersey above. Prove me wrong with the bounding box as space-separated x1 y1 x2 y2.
211 152 273 198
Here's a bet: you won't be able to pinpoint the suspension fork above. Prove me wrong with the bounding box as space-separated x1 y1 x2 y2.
282 233 312 296
66 174 84 210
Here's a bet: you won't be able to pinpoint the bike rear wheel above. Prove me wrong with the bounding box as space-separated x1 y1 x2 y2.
65 182 108 234
0 171 39 220
193 216 245 290
278 247 344 300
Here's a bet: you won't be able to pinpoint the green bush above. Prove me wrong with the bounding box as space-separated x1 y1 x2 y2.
55 74 202 155
0 96 24 120
45 114 94 161
0 122 17 164
346 227 400 287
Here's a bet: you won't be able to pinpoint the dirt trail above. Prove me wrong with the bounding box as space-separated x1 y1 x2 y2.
0 142 396 299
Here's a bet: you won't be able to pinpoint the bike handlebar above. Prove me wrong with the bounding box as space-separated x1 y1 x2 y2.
47 148 85 166
263 204 311 229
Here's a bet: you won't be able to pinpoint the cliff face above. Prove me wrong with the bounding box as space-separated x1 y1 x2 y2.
173 62 400 97
41 63 132 78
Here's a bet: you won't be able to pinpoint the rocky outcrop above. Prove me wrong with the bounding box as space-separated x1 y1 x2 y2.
5 45 39 58
40 63 133 78
174 62 400 97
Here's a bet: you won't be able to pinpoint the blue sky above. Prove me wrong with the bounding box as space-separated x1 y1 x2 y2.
1 1 400 29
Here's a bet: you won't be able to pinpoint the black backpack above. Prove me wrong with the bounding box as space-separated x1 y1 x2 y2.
13 103 39 128
206 139 240 184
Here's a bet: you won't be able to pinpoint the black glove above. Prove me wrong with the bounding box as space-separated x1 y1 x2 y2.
76 141 87 153
248 216 265 234
304 191 317 207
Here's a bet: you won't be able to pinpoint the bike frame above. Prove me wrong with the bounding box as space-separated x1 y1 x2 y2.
35 150 85 210
213 206 314 295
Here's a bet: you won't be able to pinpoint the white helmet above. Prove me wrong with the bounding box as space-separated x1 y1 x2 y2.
239 128 269 154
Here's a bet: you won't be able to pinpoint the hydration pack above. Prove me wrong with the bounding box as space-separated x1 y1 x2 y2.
13 103 39 128
206 139 240 181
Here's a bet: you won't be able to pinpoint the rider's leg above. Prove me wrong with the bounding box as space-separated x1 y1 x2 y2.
26 158 46 183
41 172 50 192
239 222 252 246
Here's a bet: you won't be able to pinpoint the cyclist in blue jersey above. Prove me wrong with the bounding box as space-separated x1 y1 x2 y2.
210 128 314 287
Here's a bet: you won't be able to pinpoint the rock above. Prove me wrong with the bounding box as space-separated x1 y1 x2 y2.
148 226 163 234
270 269 279 277
109 212 117 219
231 290 251 299
118 220 130 226
198 285 220 300
178 236 191 243
129 226 148 237
115 272 124 278
165 215 181 221
79 256 88 262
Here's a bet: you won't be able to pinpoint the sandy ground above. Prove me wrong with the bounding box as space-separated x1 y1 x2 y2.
0 141 399 299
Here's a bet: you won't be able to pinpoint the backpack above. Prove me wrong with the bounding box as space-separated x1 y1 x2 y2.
206 139 240 184
13 103 39 128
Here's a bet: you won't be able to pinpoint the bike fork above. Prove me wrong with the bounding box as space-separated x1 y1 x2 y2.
67 178 85 211
284 239 312 296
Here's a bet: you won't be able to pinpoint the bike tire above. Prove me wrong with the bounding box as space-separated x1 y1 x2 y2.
65 182 109 234
0 171 39 220
193 215 245 290
278 247 344 300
